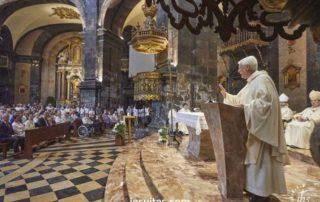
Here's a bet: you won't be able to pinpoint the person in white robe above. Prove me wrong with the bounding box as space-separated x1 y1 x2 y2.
279 93 294 129
219 56 289 201
284 90 320 149
177 103 190 135
167 105 177 131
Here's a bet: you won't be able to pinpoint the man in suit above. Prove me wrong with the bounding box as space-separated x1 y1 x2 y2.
0 113 24 154
36 111 50 127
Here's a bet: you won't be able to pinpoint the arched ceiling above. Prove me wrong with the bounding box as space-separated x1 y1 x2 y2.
122 0 145 31
4 3 82 48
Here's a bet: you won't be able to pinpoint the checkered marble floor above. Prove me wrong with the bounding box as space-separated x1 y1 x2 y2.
0 135 123 202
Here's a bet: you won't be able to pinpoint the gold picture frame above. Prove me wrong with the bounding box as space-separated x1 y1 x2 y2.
282 64 301 90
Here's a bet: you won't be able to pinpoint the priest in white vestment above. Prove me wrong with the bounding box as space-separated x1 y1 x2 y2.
284 90 320 149
219 56 289 202
279 93 294 129
279 93 294 122
167 107 177 131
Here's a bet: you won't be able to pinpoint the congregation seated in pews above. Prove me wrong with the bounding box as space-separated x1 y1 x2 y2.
284 90 320 149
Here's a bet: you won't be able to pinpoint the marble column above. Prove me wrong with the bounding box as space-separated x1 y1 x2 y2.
79 0 101 108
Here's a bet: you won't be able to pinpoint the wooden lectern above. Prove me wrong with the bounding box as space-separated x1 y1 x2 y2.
124 116 136 143
201 103 248 201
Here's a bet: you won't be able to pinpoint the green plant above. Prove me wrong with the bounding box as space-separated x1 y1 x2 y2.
46 96 56 107
112 121 126 137
158 126 168 143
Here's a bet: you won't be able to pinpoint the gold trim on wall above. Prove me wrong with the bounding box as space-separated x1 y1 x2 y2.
50 7 80 20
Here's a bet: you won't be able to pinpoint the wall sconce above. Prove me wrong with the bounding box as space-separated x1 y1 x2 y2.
32 60 40 68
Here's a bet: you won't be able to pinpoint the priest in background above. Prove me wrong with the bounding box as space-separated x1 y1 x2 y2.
219 56 289 202
284 90 320 149
279 93 294 128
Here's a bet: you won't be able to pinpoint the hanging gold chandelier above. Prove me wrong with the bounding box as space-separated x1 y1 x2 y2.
131 1 168 54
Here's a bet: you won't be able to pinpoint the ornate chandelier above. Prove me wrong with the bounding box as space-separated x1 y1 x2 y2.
131 1 168 54
145 0 310 42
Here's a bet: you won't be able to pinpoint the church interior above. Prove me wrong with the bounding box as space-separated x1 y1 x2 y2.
0 0 320 201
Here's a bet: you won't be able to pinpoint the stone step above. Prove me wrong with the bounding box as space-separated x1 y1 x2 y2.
103 151 127 202
140 136 221 201
287 147 317 166
106 134 320 202
125 144 153 200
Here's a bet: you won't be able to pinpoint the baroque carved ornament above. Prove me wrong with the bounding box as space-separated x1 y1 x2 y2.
50 7 80 20
145 0 308 42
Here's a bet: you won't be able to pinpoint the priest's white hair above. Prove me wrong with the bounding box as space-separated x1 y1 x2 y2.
238 56 258 71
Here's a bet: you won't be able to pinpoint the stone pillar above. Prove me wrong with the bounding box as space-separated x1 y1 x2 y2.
97 28 124 108
79 0 101 108
67 78 71 100
176 27 218 108
57 70 61 101
30 59 41 103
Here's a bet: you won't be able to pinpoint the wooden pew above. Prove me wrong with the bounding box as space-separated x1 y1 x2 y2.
24 122 71 159
0 142 9 159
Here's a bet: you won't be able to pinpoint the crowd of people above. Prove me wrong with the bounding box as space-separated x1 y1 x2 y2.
0 103 152 157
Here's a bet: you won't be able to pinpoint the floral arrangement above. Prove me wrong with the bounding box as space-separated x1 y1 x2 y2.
158 126 168 143
112 121 126 137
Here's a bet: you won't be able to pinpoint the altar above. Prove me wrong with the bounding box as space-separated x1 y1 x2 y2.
175 112 215 160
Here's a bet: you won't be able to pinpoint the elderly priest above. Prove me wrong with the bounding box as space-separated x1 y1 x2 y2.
219 56 289 202
285 90 320 149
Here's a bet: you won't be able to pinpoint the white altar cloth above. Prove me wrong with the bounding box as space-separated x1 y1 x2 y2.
175 112 208 135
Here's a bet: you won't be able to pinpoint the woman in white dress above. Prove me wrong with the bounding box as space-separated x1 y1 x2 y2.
285 90 320 149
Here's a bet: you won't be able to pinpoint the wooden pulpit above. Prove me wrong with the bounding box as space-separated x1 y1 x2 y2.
201 103 248 201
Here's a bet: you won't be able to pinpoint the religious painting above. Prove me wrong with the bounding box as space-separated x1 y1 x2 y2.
282 64 301 90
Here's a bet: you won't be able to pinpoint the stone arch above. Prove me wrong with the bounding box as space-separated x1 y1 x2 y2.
99 0 140 36
31 24 82 57
41 32 81 103
12 24 81 103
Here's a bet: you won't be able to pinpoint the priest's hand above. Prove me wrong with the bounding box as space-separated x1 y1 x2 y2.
219 84 227 98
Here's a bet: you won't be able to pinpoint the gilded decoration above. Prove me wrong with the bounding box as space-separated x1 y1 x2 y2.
258 0 287 12
0 55 8 68
131 2 168 54
282 64 301 90
51 7 80 20
56 37 83 104
133 72 161 101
